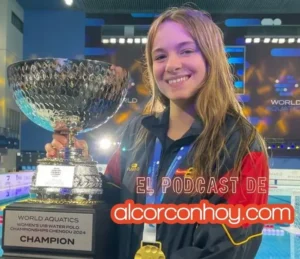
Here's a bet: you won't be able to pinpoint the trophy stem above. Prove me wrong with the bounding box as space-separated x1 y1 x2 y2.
68 129 76 149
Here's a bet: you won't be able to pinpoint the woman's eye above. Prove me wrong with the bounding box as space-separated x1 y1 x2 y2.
182 49 194 54
155 55 166 60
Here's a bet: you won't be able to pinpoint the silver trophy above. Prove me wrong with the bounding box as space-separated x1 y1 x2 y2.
6 58 129 204
2 58 128 258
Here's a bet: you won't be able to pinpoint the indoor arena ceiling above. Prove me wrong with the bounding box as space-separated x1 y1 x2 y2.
17 0 300 14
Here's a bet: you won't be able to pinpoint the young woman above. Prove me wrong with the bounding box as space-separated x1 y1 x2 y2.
46 7 269 259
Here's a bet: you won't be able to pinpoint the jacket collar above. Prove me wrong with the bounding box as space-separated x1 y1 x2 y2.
141 107 204 142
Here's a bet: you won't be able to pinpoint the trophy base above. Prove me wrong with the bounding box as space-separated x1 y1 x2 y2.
1 201 118 259
31 159 103 200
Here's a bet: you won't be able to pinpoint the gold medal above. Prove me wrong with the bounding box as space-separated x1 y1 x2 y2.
134 241 165 259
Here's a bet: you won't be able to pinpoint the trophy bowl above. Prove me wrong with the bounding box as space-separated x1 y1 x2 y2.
6 58 129 203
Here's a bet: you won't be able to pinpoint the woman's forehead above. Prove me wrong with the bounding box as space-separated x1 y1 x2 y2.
152 21 195 51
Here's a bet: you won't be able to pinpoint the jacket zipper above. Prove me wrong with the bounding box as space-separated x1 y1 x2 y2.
154 139 177 191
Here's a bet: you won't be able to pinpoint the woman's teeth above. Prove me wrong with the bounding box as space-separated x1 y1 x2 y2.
168 76 189 85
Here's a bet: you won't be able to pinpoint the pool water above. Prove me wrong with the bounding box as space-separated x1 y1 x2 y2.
256 194 299 259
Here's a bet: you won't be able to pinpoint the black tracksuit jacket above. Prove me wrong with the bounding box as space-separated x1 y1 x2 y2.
102 108 269 259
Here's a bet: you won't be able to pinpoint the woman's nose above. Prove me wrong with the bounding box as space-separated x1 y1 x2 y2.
165 54 182 73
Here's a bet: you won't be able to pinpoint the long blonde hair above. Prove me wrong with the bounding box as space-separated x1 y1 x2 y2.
135 7 267 191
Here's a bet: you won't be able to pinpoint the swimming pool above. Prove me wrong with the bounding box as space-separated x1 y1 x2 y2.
255 193 299 259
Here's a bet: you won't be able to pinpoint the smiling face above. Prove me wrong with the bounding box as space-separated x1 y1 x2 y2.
151 21 207 105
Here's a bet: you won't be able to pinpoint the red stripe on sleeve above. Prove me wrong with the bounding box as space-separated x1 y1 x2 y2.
226 151 269 206
216 151 269 205
216 151 269 228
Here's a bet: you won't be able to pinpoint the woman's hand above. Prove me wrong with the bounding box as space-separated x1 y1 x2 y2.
45 133 89 158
